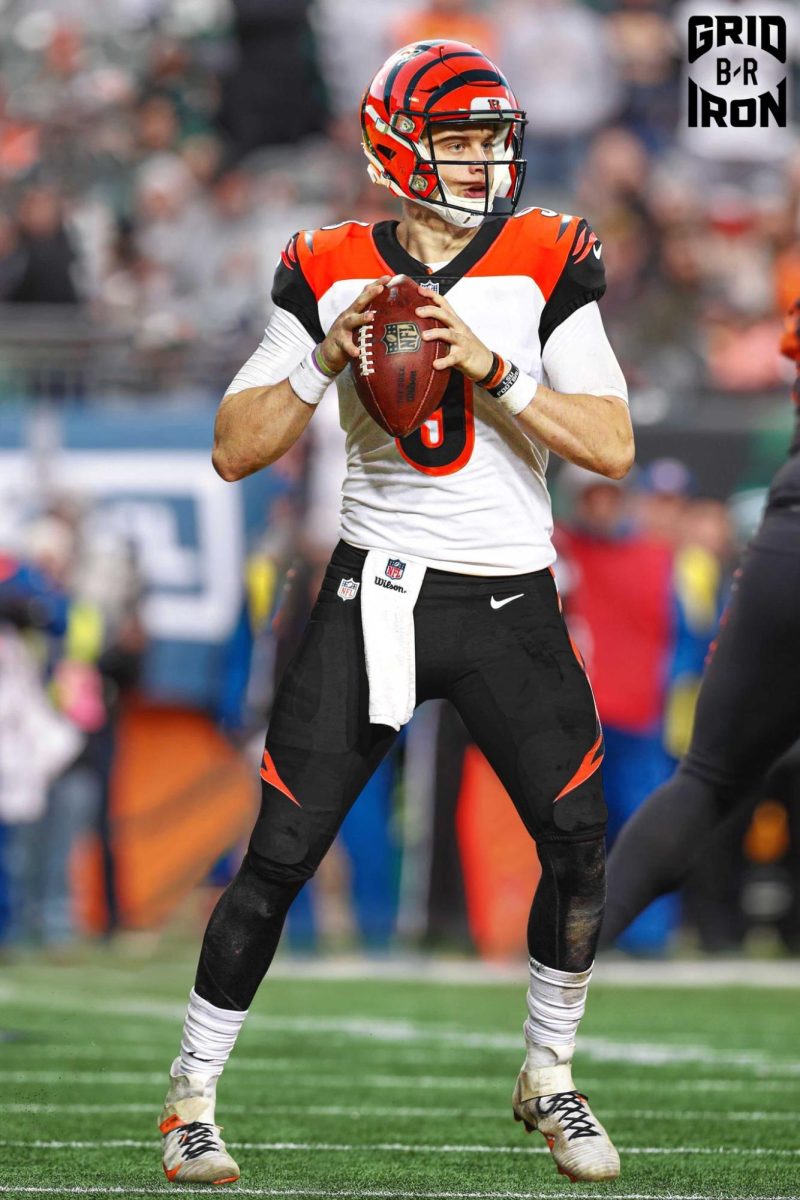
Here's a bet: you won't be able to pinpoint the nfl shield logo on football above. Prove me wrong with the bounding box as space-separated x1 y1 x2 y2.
385 559 406 580
337 577 360 601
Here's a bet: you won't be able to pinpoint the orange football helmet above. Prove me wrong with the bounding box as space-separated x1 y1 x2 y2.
361 40 526 229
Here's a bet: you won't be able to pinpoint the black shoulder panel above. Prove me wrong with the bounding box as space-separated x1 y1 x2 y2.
270 232 325 343
539 219 606 350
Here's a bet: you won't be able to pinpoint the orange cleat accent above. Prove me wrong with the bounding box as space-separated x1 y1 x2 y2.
159 1114 186 1135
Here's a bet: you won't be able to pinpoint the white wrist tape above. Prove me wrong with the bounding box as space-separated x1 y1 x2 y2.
288 348 335 406
488 362 538 417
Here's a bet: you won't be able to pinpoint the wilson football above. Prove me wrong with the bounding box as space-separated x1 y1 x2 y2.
352 274 450 438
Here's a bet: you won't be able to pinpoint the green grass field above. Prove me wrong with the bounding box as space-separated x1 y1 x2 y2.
1 948 799 1200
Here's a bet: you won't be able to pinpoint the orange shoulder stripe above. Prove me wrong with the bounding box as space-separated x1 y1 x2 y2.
467 208 579 301
296 222 389 301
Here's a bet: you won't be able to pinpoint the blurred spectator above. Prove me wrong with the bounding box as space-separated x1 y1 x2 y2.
555 462 711 954
0 82 41 182
0 545 81 951
606 0 679 154
393 0 498 60
217 0 328 158
5 185 80 304
502 0 622 194
21 502 146 944
632 457 695 543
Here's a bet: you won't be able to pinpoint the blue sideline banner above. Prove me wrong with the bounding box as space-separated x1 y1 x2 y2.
0 405 290 707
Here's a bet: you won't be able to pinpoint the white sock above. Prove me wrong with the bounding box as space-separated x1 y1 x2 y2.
177 988 248 1080
523 956 593 1068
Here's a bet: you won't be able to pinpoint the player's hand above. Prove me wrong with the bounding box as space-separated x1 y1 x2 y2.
416 285 494 382
320 277 393 373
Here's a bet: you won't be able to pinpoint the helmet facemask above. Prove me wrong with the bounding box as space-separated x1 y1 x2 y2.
364 105 527 230
417 115 526 228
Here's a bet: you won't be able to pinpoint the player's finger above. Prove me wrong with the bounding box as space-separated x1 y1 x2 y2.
433 353 458 370
415 305 453 323
342 309 376 329
351 283 385 311
417 283 445 303
422 327 457 343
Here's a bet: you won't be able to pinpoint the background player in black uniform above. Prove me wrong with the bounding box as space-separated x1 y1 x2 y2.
602 300 800 945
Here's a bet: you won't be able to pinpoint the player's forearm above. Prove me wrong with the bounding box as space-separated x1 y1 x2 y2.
515 385 634 480
212 381 316 481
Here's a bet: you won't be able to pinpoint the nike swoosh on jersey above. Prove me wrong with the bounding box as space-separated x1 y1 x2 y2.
490 593 524 609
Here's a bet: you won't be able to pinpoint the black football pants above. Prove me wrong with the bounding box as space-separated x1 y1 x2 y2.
196 541 608 1009
603 507 800 944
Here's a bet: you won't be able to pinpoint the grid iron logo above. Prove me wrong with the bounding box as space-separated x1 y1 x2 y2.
687 13 787 128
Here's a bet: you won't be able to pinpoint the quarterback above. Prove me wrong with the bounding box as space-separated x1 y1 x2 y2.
158 41 634 1186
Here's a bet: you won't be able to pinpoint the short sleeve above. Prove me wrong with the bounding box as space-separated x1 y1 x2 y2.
542 302 627 402
539 219 606 350
271 232 325 344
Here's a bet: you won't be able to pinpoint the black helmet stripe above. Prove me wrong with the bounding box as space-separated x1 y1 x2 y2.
382 50 423 111
421 69 504 112
382 43 454 110
398 49 482 110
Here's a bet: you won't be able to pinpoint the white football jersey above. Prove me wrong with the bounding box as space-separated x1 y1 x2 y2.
268 209 626 576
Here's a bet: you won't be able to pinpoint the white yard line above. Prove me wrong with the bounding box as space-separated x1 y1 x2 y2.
4 953 800 988
3 1069 800 1094
5 990 800 1076
2 1188 799 1200
3 1138 799 1157
0 1102 797 1123
17 1041 798 1076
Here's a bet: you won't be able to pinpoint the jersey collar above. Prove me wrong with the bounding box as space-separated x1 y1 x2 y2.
372 219 505 296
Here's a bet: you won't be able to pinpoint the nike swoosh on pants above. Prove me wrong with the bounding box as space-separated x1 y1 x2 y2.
490 593 524 610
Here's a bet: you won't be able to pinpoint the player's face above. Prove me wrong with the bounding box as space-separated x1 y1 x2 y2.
428 124 497 201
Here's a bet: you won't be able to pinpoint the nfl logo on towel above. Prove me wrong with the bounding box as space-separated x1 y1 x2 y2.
385 559 406 580
337 577 360 601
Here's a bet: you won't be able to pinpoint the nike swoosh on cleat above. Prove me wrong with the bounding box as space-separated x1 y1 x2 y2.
490 593 524 610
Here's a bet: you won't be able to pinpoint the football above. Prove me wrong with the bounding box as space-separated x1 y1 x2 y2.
352 274 450 438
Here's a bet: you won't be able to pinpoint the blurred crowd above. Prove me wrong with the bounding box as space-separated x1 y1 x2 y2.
0 499 144 953
0 0 797 401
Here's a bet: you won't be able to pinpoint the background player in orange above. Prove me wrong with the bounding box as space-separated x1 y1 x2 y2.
158 40 633 1187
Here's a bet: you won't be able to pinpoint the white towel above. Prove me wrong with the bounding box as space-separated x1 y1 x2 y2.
361 550 427 730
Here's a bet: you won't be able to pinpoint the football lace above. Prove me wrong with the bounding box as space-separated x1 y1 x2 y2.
536 1092 601 1140
175 1122 222 1160
358 323 375 377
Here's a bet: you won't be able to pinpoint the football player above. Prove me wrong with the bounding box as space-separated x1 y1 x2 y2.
158 40 633 1186
602 300 800 947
